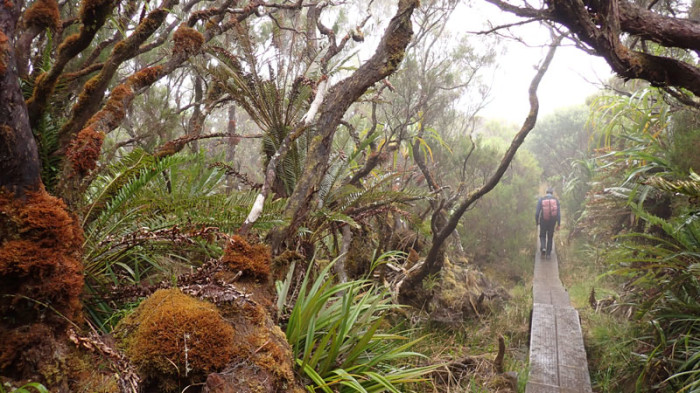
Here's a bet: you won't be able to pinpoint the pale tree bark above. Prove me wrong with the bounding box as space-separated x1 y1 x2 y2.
333 224 353 284
398 35 563 307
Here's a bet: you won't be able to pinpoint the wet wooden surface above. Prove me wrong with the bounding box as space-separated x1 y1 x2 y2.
526 245 592 393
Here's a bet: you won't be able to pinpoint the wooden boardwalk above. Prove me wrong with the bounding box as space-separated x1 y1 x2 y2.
526 245 592 393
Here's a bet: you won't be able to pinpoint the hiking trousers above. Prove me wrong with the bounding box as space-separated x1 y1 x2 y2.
539 220 556 255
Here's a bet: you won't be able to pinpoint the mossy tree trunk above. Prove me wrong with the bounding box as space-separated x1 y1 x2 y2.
1 0 85 383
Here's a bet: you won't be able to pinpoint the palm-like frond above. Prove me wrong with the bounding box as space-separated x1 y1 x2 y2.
204 45 313 195
646 171 700 199
32 112 62 191
82 150 286 331
607 204 700 391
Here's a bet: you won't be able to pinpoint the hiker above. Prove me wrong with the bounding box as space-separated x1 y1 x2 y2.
536 187 560 258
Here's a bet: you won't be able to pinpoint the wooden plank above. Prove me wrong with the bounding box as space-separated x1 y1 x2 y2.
556 308 592 392
556 308 588 366
559 365 593 392
533 285 552 304
526 381 560 393
528 304 559 387
550 288 571 307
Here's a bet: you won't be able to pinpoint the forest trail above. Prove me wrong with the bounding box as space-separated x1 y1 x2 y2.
526 245 593 393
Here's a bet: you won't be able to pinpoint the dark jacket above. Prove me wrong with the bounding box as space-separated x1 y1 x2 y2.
536 194 560 225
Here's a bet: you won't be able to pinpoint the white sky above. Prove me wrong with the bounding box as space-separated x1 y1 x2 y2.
451 1 613 123
343 1 614 124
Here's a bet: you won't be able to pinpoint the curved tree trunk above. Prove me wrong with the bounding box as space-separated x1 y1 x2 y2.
486 0 700 97
397 35 563 307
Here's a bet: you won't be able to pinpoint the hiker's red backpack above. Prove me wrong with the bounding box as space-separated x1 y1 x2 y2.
542 198 558 221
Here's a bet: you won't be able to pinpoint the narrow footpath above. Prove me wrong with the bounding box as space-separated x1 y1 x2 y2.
526 245 592 393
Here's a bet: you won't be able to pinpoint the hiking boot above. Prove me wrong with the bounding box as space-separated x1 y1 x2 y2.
541 248 546 255
546 252 551 259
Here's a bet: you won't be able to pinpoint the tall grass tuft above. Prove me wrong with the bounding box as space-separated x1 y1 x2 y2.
278 257 437 392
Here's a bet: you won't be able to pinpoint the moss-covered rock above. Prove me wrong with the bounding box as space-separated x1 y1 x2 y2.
119 289 236 392
116 237 304 392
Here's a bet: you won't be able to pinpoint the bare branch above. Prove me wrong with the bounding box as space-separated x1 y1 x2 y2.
468 17 541 35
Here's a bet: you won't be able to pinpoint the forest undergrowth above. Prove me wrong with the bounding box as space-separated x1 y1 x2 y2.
404 250 534 393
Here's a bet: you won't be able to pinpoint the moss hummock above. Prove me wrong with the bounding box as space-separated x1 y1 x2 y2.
120 288 236 392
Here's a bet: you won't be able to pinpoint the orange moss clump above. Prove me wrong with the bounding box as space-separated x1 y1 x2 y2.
0 323 52 370
213 293 300 392
64 65 163 179
65 125 105 176
78 0 112 23
122 289 236 391
221 236 271 280
0 189 83 324
0 189 83 374
0 30 8 75
173 24 204 57
24 0 60 30
93 84 131 125
56 32 80 55
126 65 163 88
